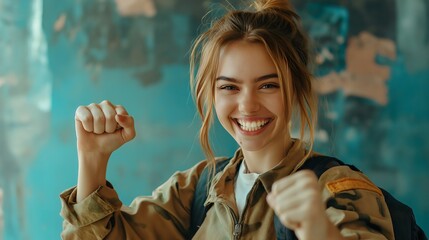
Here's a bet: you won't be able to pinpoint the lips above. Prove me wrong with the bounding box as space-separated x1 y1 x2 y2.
235 118 271 132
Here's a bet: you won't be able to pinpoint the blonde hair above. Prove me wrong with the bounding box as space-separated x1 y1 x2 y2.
190 0 317 173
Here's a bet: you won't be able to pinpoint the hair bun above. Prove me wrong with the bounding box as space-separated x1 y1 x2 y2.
252 0 293 12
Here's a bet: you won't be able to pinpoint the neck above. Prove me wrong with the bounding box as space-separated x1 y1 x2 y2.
242 139 294 174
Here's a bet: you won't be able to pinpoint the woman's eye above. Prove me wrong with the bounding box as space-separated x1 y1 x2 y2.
261 83 279 89
218 85 238 91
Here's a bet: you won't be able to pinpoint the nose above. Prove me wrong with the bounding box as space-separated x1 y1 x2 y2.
238 90 260 114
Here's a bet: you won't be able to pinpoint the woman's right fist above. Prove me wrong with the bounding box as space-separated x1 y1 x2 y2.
74 100 136 156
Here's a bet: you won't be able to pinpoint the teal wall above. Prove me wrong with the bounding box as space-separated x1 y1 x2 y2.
0 0 428 239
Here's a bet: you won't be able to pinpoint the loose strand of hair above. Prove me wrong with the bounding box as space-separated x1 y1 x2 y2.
199 107 217 191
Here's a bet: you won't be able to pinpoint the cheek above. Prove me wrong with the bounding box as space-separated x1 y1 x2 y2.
267 97 287 120
214 96 233 123
214 100 226 119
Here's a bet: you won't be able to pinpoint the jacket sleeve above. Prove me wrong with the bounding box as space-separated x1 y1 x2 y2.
319 166 395 240
59 160 208 240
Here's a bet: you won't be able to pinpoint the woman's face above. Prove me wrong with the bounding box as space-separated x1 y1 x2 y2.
214 40 290 153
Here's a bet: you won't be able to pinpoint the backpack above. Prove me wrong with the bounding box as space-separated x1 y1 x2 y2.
189 155 428 240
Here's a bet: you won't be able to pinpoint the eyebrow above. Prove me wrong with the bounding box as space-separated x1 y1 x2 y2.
216 73 278 82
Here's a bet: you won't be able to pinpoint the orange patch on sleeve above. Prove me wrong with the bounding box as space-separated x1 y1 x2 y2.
326 178 382 196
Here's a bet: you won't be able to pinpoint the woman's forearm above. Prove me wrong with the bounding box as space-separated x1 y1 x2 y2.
76 152 110 202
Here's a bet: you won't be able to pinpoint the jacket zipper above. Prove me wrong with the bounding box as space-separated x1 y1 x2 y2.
233 222 242 240
227 203 241 240
218 199 240 239
233 180 261 240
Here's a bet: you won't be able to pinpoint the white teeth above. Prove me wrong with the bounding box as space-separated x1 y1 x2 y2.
237 119 269 131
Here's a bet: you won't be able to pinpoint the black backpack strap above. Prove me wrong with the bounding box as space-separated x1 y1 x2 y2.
379 187 428 240
299 155 358 177
188 158 231 239
273 155 350 240
417 225 428 240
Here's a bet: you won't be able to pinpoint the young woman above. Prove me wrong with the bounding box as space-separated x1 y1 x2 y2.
60 0 394 239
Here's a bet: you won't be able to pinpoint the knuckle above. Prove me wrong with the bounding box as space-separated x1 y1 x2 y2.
76 109 92 122
301 170 315 178
105 113 115 122
75 106 87 116
88 103 98 108
301 178 314 188
80 114 93 123
101 100 111 105
304 181 318 192
301 171 317 183
93 114 106 122
75 105 85 112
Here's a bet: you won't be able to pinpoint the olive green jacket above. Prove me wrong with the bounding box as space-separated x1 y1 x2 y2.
60 141 394 239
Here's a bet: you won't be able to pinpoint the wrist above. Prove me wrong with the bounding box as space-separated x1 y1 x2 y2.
78 150 110 166
78 152 109 181
76 151 110 202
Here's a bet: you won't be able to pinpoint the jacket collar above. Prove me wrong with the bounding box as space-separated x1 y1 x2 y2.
258 140 308 193
207 140 308 204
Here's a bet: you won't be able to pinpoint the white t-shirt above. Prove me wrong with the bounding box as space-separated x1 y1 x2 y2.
234 160 260 217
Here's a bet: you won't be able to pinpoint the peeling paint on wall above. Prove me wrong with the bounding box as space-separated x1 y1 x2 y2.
294 1 429 233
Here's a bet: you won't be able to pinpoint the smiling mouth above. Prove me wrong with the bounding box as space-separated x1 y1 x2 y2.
235 119 270 132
